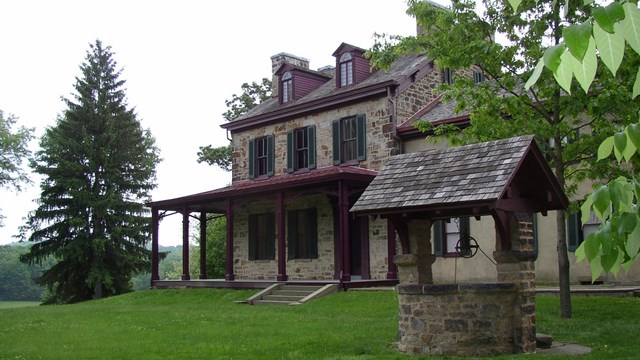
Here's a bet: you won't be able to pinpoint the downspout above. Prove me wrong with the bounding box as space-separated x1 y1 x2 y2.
387 85 404 154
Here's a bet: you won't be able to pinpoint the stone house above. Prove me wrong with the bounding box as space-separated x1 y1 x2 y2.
148 40 640 286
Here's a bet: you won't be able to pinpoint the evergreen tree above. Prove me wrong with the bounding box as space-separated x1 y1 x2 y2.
20 40 161 304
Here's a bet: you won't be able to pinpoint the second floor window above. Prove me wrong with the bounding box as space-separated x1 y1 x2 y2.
332 114 366 165
287 125 316 172
281 71 293 103
443 67 454 85
248 135 275 179
339 53 353 87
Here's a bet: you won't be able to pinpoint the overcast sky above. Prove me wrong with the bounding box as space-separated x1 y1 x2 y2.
0 0 448 246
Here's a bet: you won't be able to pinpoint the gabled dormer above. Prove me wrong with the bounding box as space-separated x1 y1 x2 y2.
272 56 332 105
332 43 371 88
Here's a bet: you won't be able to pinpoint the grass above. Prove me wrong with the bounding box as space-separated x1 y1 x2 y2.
0 301 41 309
0 290 638 359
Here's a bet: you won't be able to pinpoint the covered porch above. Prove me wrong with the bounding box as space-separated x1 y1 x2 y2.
148 166 399 289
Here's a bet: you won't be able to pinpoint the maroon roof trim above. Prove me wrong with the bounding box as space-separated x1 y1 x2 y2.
149 166 377 210
221 81 396 132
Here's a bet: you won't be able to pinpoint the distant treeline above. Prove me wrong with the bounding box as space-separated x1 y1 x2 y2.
1 244 217 301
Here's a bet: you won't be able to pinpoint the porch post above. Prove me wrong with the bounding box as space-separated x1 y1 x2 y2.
225 199 235 281
199 212 207 279
340 180 351 282
151 208 160 283
276 192 288 281
182 207 190 280
386 219 397 280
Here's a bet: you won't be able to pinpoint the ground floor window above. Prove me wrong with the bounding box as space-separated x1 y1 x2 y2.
434 217 470 257
248 213 275 260
288 208 317 259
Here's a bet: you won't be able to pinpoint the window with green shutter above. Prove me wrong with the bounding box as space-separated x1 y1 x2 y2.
433 217 470 257
287 208 318 259
287 126 316 173
332 114 366 165
248 135 275 179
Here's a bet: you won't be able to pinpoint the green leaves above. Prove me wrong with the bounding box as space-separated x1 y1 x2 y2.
568 36 597 93
593 22 624 76
564 22 593 61
621 2 640 55
593 2 625 33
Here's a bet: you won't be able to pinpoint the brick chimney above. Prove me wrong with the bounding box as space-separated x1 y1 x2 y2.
270 52 309 98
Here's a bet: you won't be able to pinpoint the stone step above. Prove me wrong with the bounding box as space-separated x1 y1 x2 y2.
252 300 293 306
279 285 323 292
271 290 314 296
262 294 306 302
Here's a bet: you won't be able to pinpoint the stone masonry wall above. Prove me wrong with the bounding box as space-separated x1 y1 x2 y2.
231 97 395 182
395 68 443 122
233 195 336 280
397 283 518 356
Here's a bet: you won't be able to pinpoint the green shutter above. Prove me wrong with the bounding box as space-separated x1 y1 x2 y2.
460 217 470 238
309 208 318 259
248 139 255 179
567 212 581 251
532 213 539 252
266 213 276 259
433 220 443 256
267 135 275 176
332 120 341 165
286 130 294 173
287 211 296 260
248 214 256 260
308 125 316 169
356 113 366 161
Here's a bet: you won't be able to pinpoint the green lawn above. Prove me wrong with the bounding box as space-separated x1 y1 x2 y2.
0 289 637 359
0 301 41 309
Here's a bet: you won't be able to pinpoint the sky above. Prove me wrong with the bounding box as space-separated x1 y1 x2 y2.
0 0 447 246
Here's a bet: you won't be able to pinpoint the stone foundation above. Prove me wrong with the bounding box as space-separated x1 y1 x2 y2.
397 283 518 356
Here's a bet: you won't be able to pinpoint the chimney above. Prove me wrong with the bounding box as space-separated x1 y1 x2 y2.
270 52 309 98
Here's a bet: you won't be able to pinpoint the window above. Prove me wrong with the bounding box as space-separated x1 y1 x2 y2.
288 208 318 259
434 217 470 257
568 211 601 251
287 126 316 172
248 135 275 179
473 71 485 84
443 67 454 84
339 53 353 87
248 213 275 260
332 114 366 165
281 72 293 103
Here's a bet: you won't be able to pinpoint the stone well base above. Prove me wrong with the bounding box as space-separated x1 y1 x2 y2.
397 283 519 357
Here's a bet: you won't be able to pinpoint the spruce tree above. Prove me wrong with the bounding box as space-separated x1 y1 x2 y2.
20 40 161 304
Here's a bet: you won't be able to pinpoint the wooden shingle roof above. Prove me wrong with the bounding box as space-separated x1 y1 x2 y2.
351 136 568 218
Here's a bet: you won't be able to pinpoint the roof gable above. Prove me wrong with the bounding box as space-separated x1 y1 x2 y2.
351 136 568 218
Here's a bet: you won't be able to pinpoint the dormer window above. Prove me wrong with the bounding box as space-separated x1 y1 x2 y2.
339 53 353 87
281 71 293 103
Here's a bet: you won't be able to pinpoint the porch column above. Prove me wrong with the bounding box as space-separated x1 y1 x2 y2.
386 220 397 280
182 207 190 280
339 180 351 282
225 199 235 281
151 208 160 282
276 192 288 281
199 212 207 279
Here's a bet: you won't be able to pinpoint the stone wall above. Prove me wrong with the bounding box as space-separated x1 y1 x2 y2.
232 195 336 280
395 68 443 121
231 97 394 182
397 283 518 356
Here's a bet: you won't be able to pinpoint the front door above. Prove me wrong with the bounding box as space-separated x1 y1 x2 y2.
349 216 362 277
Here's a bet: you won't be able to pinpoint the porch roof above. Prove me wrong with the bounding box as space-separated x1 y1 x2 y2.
149 166 378 213
350 136 568 219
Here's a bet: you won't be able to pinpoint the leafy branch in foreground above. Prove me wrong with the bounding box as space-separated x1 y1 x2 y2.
518 0 640 280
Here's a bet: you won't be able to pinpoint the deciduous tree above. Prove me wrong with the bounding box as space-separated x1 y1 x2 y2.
368 0 639 318
0 110 34 225
20 40 161 304
197 79 271 171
